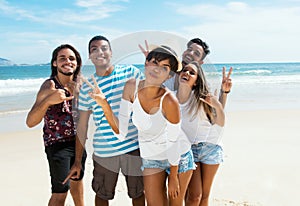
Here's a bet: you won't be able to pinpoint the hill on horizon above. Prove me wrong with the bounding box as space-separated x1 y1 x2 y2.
0 57 14 66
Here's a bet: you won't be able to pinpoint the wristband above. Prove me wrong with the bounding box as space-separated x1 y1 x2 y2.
221 89 230 94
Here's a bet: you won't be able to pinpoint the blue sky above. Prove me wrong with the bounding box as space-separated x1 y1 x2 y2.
0 0 300 64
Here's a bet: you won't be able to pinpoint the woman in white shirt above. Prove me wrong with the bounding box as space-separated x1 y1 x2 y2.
176 61 225 206
87 46 194 206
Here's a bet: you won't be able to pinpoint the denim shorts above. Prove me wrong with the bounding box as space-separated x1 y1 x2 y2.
192 142 223 165
142 150 195 174
141 158 169 171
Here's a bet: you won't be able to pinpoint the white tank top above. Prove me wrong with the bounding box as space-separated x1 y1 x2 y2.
132 84 190 164
180 91 224 146
132 91 169 143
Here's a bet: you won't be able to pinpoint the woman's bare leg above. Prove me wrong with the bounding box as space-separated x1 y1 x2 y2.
199 163 219 206
169 170 193 206
185 162 202 206
143 168 168 206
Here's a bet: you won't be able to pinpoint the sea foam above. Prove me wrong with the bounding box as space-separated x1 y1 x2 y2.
0 78 45 96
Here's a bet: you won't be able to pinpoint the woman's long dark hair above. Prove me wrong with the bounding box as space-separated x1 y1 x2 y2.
50 44 82 81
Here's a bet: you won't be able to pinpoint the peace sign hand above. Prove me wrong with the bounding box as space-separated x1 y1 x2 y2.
138 40 149 57
222 67 233 93
82 76 107 106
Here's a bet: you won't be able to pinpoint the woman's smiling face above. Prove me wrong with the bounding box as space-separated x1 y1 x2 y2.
179 63 199 89
145 58 172 85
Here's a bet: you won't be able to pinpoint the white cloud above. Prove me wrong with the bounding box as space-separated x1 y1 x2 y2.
0 0 126 25
0 31 83 64
1 1 300 63
173 2 300 63
0 0 41 21
76 0 107 7
227 2 248 10
0 29 128 64
76 0 128 8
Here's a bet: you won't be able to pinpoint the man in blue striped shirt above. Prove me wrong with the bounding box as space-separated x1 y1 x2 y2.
65 35 145 206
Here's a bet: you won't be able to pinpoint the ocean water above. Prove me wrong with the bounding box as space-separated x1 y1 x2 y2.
1 62 300 116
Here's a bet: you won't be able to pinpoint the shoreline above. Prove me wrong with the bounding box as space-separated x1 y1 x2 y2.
0 109 299 205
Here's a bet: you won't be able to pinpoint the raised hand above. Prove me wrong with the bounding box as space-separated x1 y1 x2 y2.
200 89 222 109
82 76 107 106
47 80 73 105
222 67 233 92
138 40 149 57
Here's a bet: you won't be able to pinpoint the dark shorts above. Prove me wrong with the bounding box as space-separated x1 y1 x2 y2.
92 149 144 200
45 141 87 193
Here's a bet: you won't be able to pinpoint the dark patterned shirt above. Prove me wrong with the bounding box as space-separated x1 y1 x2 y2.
43 77 75 146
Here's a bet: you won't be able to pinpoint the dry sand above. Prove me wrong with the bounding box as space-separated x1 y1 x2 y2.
0 109 299 205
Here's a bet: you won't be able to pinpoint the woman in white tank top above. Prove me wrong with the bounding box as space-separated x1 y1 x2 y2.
176 61 225 206
87 46 194 206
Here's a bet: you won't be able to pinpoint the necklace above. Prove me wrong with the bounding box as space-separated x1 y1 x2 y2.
55 76 64 88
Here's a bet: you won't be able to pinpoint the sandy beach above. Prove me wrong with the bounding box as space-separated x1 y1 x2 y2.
0 108 299 206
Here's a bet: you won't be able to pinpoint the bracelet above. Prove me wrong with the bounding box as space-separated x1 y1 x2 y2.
221 89 230 94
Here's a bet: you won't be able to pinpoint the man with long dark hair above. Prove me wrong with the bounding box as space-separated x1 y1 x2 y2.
26 44 87 206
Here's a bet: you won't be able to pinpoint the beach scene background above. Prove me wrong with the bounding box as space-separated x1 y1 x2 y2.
1 0 300 205
1 62 300 205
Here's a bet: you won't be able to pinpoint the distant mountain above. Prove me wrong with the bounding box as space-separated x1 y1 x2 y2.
0 58 14 66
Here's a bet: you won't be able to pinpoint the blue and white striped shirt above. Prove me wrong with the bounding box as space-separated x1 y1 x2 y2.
79 64 143 157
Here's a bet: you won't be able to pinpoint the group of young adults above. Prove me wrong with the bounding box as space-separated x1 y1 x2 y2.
26 34 232 206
